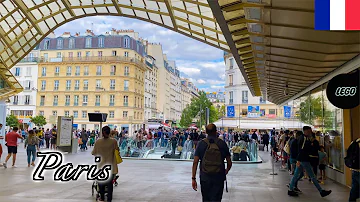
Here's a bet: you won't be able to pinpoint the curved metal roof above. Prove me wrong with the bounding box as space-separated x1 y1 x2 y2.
0 0 359 104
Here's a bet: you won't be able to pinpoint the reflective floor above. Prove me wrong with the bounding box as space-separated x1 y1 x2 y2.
0 143 350 202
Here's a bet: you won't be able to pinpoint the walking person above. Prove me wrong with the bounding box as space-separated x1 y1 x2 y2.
24 130 40 167
309 132 320 182
50 126 57 150
91 126 119 202
262 132 270 152
288 126 331 197
44 128 51 149
345 137 360 202
192 123 232 202
3 127 23 168
0 123 3 166
318 145 327 182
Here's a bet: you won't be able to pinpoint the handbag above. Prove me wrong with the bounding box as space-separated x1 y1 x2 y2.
115 149 123 164
177 146 183 152
284 141 290 154
78 138 83 145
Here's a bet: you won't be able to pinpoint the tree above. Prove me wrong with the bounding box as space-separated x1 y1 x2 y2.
30 115 47 127
6 114 19 127
299 95 332 129
180 91 219 128
218 105 226 118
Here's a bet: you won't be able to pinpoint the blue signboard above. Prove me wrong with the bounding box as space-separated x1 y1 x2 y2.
247 106 260 118
227 106 235 117
284 106 291 118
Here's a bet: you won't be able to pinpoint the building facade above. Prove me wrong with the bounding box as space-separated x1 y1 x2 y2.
36 30 146 135
144 55 158 121
7 49 40 127
224 53 285 119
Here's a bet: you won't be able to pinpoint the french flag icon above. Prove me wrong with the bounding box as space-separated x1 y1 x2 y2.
315 0 360 30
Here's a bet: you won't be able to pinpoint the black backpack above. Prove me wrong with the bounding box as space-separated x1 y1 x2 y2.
345 138 360 169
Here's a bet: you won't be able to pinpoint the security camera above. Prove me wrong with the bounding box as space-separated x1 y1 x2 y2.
284 84 290 96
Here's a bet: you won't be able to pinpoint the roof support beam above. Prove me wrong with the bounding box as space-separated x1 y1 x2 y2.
61 0 75 16
0 26 18 58
164 0 178 30
12 0 44 35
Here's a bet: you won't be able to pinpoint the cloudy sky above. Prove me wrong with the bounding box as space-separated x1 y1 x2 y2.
54 16 225 92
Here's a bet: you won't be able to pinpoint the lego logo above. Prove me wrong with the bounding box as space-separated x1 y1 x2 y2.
335 87 357 96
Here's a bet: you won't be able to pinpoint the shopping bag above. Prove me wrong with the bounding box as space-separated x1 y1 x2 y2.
177 146 183 152
115 149 123 164
78 138 83 145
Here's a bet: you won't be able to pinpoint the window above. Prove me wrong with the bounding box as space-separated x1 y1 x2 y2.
124 37 130 48
98 51 103 57
98 37 104 48
109 111 114 118
52 111 57 116
54 80 59 90
110 95 115 106
39 111 44 116
41 67 46 76
229 58 234 69
43 53 48 62
124 66 129 76
229 75 233 86
25 95 30 105
85 37 92 48
66 66 72 76
96 66 102 75
123 96 128 106
124 51 129 57
73 111 78 118
65 95 70 106
57 52 62 58
84 66 89 75
66 80 71 90
229 91 233 104
65 111 70 117
83 80 88 90
242 90 248 104
41 80 46 90
96 80 101 89
75 66 80 76
83 95 88 106
124 80 129 91
69 38 75 49
68 52 73 58
112 51 117 56
110 80 115 90
74 95 79 106
53 95 58 106
95 95 100 106
74 80 79 90
55 66 60 76
44 40 50 49
26 67 31 76
123 111 128 118
40 96 45 106
110 65 116 75
269 109 276 115
57 38 63 49
82 111 87 118
77 52 81 58
15 68 20 76
85 51 90 57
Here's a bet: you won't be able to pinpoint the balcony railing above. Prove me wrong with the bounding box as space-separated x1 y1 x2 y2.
25 102 30 105
110 86 115 90
66 87 71 90
54 87 58 91
95 102 100 106
96 72 102 76
19 57 39 63
110 72 116 75
39 56 145 68
65 102 70 106
84 72 89 76
83 87 88 90
66 72 71 76
242 99 248 104
109 103 114 106
229 99 233 104
124 87 129 91
75 87 79 90
123 103 128 107
13 102 18 105
53 103 58 106
40 102 44 106
83 102 87 106
75 72 80 76
74 103 78 106
54 72 59 76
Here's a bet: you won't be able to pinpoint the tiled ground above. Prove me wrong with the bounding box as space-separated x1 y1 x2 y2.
0 143 351 202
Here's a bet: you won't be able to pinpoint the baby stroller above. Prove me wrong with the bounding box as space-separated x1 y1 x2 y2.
92 175 119 201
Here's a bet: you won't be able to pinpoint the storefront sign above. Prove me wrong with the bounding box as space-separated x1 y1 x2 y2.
284 106 291 118
227 106 235 117
247 106 260 118
326 70 359 109
267 114 276 118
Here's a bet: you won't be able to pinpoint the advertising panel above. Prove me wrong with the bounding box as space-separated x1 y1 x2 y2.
247 106 260 118
227 106 235 118
284 106 292 118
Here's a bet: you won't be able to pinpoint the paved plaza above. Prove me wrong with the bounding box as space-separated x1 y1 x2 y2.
0 144 351 202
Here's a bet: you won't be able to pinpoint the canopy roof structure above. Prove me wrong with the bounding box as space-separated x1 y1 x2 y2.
0 0 359 103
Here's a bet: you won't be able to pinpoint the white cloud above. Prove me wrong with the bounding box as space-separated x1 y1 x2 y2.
54 16 226 92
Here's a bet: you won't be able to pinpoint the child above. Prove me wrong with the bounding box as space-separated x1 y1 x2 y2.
318 145 328 181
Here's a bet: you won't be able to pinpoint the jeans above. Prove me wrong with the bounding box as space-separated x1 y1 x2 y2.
349 170 359 202
154 138 159 147
200 179 225 202
290 161 323 192
98 174 114 201
161 138 165 147
26 145 36 164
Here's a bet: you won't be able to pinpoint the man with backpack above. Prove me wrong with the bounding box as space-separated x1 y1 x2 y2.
192 124 232 202
345 138 360 202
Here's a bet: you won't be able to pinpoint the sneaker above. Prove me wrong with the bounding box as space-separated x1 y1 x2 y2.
3 162 7 168
288 190 299 197
12 165 17 168
294 187 302 193
320 190 332 197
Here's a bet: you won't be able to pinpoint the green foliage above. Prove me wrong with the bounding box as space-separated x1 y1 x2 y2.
180 91 219 128
299 95 333 129
218 105 226 117
30 115 47 127
6 114 18 127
